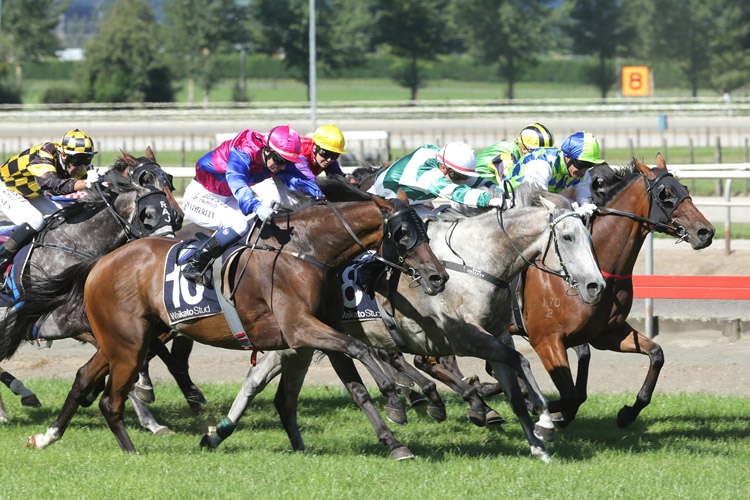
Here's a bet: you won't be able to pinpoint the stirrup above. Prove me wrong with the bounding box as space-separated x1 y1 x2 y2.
182 261 212 287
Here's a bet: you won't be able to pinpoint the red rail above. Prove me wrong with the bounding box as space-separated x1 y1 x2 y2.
632 275 750 300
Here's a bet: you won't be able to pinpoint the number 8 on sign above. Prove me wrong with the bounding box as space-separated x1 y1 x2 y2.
622 66 650 97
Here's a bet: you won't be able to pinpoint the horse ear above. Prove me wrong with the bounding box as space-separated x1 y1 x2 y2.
635 157 657 179
539 192 557 212
146 146 156 161
655 152 667 170
120 149 137 166
396 188 409 204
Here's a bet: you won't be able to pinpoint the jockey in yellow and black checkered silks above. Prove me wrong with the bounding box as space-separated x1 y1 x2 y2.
0 129 99 273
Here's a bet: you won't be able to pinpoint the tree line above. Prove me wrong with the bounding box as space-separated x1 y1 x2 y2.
1 0 749 104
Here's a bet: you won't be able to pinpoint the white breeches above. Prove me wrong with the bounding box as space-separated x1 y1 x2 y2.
181 177 293 234
0 183 62 230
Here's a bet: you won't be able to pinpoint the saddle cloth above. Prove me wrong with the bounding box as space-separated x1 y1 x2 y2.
162 240 223 326
339 253 385 322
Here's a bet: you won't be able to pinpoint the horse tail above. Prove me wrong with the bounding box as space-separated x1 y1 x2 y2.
0 258 100 361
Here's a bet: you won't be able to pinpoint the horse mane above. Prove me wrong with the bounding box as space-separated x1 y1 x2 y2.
316 175 373 202
437 183 553 222
78 168 139 206
589 160 640 207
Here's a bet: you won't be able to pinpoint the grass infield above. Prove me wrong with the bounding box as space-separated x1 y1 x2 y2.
1 380 748 499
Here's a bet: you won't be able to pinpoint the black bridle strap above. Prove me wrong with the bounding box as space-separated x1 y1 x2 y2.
439 260 508 288
325 200 410 274
595 206 677 233
95 182 146 241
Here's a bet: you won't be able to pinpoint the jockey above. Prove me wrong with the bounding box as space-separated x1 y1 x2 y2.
475 123 555 185
505 131 604 212
180 125 324 285
367 141 507 215
0 129 99 273
295 124 347 181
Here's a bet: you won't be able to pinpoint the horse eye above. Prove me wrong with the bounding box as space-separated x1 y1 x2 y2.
562 233 573 243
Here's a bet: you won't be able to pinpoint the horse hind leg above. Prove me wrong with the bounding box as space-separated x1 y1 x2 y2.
0 369 41 408
274 349 315 451
128 390 174 435
0 392 8 423
326 350 414 460
380 352 447 421
28 350 110 450
200 350 286 450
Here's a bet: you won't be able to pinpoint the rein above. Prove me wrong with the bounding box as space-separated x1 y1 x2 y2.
94 182 149 241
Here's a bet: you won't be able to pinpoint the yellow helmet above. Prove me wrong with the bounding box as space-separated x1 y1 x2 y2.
58 129 97 155
516 123 554 151
312 124 346 154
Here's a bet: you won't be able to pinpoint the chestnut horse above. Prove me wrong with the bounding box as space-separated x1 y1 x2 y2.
20 177 449 458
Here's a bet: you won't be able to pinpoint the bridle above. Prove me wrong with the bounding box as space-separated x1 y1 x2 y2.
595 168 692 243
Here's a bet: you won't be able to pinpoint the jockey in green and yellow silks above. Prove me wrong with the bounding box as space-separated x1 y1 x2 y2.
506 131 605 208
475 123 554 185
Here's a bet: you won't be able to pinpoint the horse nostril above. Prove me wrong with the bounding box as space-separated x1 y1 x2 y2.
697 227 714 240
587 282 602 295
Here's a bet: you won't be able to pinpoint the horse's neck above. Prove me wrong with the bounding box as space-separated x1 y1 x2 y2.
295 202 383 268
593 177 651 276
39 198 132 259
438 210 549 283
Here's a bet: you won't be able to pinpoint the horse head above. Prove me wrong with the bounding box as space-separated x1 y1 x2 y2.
115 147 184 230
534 191 604 305
636 154 714 249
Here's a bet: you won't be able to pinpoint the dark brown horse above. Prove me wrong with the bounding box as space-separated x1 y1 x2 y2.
20 177 449 457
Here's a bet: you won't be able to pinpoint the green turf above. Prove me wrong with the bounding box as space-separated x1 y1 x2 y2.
1 380 748 499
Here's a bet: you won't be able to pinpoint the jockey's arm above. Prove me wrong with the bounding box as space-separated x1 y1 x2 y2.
521 159 553 191
225 148 262 216
279 164 324 198
573 171 593 207
33 171 82 196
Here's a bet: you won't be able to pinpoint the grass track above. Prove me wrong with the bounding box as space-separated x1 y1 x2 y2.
1 380 749 499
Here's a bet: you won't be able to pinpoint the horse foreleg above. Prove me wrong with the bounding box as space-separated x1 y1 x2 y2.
0 392 8 423
128 390 174 435
28 351 110 450
379 351 447 421
532 335 580 426
413 355 503 427
142 336 206 409
326 350 414 460
590 322 664 428
370 348 428 410
572 344 591 407
199 350 286 450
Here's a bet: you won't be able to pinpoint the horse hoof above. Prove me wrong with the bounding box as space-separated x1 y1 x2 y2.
531 445 552 463
199 433 221 450
550 411 565 422
186 389 207 406
534 423 555 443
153 426 175 436
21 395 42 408
390 446 415 460
385 405 407 426
426 404 446 422
134 385 155 404
407 391 428 407
0 412 8 424
484 410 506 426
467 409 486 427
616 405 636 428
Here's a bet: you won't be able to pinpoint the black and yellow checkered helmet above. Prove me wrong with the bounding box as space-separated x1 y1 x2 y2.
57 129 97 156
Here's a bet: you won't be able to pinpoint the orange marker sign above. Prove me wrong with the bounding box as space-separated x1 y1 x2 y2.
622 66 650 96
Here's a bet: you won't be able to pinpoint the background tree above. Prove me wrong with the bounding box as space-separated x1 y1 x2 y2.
707 0 750 95
564 0 636 98
80 0 174 102
163 0 249 104
454 0 551 100
0 0 70 88
252 0 374 101
375 0 453 100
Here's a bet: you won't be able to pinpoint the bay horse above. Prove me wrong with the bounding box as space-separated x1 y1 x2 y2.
199 184 606 462
407 155 715 428
20 177 449 458
0 153 180 424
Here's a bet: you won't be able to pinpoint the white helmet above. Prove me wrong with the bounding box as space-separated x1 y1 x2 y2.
437 142 479 177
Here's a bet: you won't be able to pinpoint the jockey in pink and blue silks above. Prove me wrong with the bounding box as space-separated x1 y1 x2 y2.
181 125 323 285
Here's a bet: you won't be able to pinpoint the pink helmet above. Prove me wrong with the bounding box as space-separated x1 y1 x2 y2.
265 125 303 162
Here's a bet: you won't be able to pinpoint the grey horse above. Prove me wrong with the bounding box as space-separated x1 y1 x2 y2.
200 184 605 462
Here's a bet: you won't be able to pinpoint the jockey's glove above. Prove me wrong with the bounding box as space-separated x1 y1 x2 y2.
256 204 275 222
488 197 510 210
575 203 598 217
85 168 101 189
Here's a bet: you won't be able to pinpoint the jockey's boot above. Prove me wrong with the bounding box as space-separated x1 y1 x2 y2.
0 223 37 274
181 227 241 287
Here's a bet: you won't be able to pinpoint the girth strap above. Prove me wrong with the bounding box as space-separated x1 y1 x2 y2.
212 257 259 364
